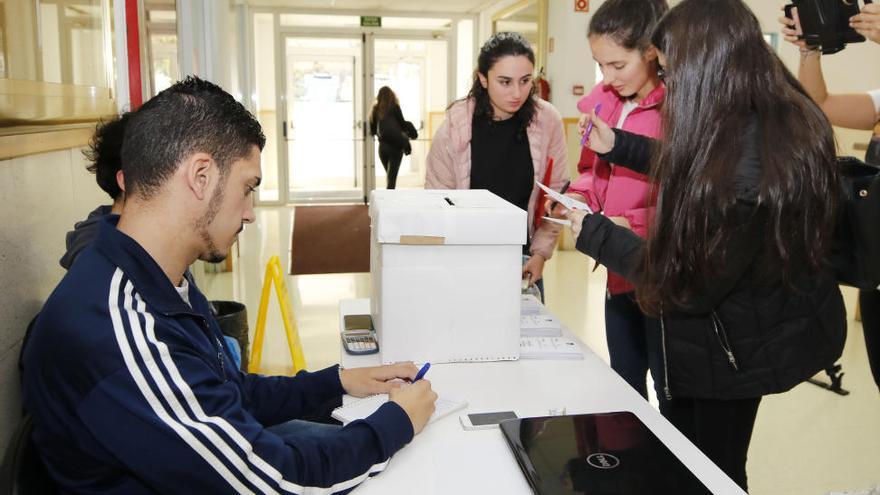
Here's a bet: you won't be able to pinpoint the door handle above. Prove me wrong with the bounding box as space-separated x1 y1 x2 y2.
282 121 288 138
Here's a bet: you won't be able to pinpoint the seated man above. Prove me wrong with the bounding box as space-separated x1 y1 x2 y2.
57 110 245 368
22 76 436 494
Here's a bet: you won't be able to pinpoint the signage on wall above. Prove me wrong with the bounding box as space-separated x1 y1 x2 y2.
361 16 382 27
575 0 589 12
572 85 585 96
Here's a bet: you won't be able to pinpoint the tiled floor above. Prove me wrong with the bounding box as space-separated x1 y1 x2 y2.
201 205 879 495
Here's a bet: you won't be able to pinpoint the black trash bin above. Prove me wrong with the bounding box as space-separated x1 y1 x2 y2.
211 300 249 372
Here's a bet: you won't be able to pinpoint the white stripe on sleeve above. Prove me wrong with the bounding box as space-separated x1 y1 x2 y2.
122 281 279 494
113 268 390 494
107 269 257 494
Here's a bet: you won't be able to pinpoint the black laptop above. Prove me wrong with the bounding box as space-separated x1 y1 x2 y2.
499 411 713 495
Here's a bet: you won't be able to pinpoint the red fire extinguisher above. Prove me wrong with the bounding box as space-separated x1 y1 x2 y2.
535 67 551 102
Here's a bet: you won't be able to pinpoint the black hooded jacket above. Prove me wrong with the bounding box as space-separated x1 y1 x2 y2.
576 127 846 400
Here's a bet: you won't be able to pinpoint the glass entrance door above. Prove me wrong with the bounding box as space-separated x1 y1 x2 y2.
257 12 466 205
283 37 365 203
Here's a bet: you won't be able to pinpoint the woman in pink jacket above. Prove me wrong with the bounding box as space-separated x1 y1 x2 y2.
426 32 568 299
556 0 669 410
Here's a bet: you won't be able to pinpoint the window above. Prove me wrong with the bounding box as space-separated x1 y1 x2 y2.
0 0 115 133
146 2 179 96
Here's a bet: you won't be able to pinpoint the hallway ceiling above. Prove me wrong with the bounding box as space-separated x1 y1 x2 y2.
242 0 499 14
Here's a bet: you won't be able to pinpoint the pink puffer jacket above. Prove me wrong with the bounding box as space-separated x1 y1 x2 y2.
425 97 569 260
569 83 664 295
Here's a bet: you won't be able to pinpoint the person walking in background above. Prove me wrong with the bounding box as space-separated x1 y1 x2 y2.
370 86 417 190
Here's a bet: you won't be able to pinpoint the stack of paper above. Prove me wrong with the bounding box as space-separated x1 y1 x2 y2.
519 336 584 360
520 294 545 315
520 314 563 337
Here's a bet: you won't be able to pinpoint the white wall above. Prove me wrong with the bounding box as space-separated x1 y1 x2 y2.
0 147 110 449
456 18 475 99
545 1 592 118
477 0 522 44
427 39 450 113
176 0 234 90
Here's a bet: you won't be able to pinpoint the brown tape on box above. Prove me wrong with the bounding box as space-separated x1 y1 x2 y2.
398 235 446 245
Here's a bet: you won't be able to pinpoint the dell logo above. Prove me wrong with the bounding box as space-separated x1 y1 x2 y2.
587 453 620 469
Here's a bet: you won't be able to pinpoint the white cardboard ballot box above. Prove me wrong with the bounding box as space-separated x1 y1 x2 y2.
369 189 526 364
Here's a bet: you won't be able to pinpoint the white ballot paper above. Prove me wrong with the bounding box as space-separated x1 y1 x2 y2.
541 216 571 226
536 181 594 215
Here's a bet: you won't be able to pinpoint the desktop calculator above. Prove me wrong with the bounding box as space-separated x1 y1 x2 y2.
341 329 380 355
342 314 379 355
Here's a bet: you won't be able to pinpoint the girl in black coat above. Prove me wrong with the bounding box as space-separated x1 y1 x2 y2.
369 86 417 189
564 0 846 490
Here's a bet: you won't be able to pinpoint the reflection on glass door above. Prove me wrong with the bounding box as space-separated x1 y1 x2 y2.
372 38 447 189
284 37 364 202
146 4 179 96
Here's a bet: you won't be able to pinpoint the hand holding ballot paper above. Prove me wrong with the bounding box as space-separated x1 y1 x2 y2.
536 181 593 215
536 181 594 230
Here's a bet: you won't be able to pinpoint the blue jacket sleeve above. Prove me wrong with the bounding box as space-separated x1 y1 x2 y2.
238 366 345 426
76 329 413 494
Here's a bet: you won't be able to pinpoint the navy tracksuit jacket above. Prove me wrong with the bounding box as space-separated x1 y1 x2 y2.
22 217 413 494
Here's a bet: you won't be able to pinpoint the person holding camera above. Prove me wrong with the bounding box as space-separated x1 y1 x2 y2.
781 5 880 393
851 3 880 44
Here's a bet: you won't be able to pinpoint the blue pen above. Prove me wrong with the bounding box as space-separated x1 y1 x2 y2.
413 362 431 382
580 103 603 147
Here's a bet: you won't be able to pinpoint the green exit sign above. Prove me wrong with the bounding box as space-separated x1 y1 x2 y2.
360 16 381 27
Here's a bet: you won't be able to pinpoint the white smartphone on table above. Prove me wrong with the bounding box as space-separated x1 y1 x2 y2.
459 411 518 430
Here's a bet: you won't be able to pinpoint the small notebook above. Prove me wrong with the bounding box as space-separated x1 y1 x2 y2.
332 394 467 425
519 336 584 360
520 314 563 337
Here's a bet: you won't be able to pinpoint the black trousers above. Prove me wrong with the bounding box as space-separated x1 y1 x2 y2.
667 396 762 492
860 289 880 392
605 293 669 415
378 142 404 190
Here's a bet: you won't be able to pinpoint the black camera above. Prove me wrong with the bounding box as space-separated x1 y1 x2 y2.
785 0 875 55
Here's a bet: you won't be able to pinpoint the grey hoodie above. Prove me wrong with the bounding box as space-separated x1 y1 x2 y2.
59 205 117 270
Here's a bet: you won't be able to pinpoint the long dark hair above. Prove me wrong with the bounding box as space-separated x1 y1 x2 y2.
371 86 399 122
637 0 839 315
589 0 668 52
466 32 537 137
